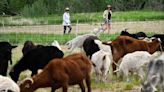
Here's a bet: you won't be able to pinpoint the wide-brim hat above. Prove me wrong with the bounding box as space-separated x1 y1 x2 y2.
107 5 112 8
65 7 70 11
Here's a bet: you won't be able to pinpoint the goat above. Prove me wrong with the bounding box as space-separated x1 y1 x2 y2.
0 42 17 76
0 75 20 92
91 50 112 82
19 53 92 92
22 40 44 56
103 36 161 74
151 34 164 50
65 33 96 52
120 29 147 39
83 36 99 58
115 51 152 81
9 46 64 82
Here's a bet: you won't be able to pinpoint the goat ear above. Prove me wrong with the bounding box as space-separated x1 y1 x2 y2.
24 78 34 88
157 38 161 42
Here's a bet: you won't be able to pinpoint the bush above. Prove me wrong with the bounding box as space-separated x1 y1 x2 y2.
22 0 48 17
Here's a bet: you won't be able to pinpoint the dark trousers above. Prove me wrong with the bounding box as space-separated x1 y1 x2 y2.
63 26 72 34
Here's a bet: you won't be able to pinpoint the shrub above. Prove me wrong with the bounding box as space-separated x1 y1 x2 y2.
22 0 48 17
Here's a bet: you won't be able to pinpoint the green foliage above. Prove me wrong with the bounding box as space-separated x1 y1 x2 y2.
0 0 8 14
112 0 146 11
22 0 48 17
0 0 164 16
8 0 26 12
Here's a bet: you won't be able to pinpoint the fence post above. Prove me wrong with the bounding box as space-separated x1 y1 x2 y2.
2 13 5 32
75 19 78 37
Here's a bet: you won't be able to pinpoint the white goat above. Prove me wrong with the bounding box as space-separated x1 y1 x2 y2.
51 40 62 50
0 75 20 92
115 51 152 81
91 50 112 82
65 33 96 52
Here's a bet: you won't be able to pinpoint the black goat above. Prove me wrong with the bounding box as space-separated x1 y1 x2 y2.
83 36 100 58
9 46 64 82
0 42 17 76
120 29 147 39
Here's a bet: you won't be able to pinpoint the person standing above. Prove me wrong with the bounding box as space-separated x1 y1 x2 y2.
103 5 112 34
63 7 72 34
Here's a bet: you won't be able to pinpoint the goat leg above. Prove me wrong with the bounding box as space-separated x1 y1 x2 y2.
79 82 85 92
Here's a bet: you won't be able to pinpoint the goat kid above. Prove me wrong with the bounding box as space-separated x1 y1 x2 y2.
91 50 112 82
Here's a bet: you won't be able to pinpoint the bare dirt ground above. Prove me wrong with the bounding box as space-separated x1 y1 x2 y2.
0 21 164 34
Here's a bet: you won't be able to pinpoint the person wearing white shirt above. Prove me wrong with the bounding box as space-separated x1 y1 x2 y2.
63 7 72 34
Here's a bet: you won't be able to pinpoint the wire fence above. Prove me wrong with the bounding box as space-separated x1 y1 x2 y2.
0 20 163 45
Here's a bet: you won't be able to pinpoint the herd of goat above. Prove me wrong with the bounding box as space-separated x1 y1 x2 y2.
0 30 164 92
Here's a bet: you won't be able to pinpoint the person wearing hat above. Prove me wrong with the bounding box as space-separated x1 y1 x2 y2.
63 7 72 34
102 5 112 34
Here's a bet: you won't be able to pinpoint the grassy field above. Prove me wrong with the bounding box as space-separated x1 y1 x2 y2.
9 33 142 92
0 33 120 44
1 10 162 91
0 32 155 45
3 32 161 92
0 11 164 26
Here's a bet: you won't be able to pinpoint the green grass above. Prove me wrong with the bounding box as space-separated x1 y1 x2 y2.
112 11 164 21
0 33 120 45
0 32 155 45
90 73 142 92
0 11 164 26
0 33 75 44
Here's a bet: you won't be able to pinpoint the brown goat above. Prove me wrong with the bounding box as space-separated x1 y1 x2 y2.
103 36 161 74
19 53 92 92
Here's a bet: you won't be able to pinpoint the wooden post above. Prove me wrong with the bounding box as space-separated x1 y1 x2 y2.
76 19 78 37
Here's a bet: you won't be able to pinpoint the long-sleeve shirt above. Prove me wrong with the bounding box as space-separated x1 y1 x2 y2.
63 12 71 26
